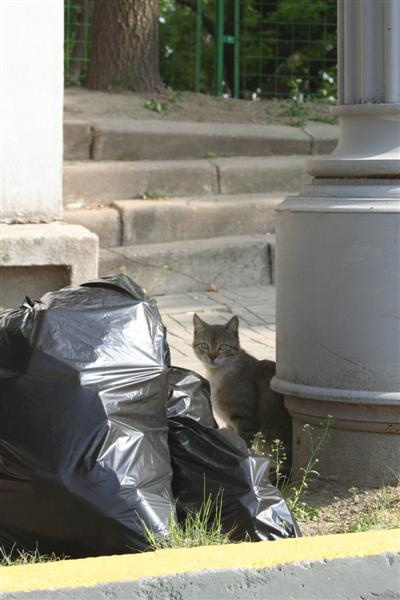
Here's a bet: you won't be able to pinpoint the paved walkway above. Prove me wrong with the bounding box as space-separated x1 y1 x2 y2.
155 285 276 376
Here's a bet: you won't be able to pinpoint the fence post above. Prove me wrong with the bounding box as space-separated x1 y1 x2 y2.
215 0 224 95
195 0 203 93
233 0 240 98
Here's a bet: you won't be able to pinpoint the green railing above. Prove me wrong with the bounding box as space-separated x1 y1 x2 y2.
65 0 337 100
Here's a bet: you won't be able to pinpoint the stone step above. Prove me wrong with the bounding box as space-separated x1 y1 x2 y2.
99 234 275 296
63 193 284 248
64 118 338 160
63 156 310 206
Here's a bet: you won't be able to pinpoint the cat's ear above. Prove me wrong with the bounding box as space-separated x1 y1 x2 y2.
193 313 207 331
225 315 239 334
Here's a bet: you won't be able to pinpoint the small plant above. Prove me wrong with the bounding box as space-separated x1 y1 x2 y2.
142 490 234 550
287 418 332 520
0 544 65 566
165 86 182 103
134 190 164 200
352 487 400 533
251 431 267 455
270 438 288 491
259 418 332 522
205 150 219 159
144 99 168 114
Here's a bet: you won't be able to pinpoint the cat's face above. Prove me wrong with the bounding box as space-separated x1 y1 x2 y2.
192 314 240 369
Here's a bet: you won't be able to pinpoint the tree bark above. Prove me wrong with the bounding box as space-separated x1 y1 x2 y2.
86 0 164 92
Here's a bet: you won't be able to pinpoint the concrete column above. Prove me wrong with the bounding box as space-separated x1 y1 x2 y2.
272 0 400 486
0 0 63 221
0 0 97 308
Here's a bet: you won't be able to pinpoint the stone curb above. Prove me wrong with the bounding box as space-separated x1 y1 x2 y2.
63 118 338 161
2 529 399 599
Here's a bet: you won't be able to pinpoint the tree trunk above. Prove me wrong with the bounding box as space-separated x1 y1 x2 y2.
86 0 164 92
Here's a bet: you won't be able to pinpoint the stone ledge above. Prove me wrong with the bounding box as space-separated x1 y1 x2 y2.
303 122 339 154
90 118 312 160
0 223 98 308
113 194 282 246
99 234 273 295
63 160 219 206
62 207 122 247
212 156 311 194
64 119 92 160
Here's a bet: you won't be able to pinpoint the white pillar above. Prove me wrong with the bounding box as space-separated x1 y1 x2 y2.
0 0 63 221
272 0 400 486
0 0 98 308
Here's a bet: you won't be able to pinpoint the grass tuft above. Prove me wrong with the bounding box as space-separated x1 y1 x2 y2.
142 490 235 550
0 544 66 566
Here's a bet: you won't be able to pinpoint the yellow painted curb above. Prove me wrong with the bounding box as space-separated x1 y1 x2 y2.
1 529 399 593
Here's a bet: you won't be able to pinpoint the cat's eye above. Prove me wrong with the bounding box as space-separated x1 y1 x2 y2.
199 343 209 350
219 344 228 350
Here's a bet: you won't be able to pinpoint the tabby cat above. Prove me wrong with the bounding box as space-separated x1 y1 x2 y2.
192 313 291 455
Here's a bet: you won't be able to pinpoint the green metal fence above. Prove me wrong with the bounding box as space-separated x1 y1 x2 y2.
65 0 337 100
64 0 93 86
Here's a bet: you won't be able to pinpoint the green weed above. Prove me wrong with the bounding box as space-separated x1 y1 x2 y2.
0 545 66 566
350 486 400 533
144 99 168 114
165 86 182 103
252 418 333 522
142 491 234 550
134 190 164 200
286 419 332 520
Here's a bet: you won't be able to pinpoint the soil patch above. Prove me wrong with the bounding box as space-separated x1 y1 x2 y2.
295 479 400 537
64 88 336 127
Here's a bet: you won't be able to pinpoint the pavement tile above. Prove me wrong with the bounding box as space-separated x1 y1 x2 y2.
156 285 276 372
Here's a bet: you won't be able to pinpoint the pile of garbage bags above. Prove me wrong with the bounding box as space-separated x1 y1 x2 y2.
0 275 299 557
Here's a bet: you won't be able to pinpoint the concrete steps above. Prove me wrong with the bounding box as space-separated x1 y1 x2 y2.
99 234 275 296
63 193 284 248
62 110 338 294
62 151 307 295
63 156 309 206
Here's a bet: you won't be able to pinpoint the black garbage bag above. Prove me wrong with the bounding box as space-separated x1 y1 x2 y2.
167 367 300 540
0 275 174 557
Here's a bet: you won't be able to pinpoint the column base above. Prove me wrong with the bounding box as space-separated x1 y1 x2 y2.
0 223 98 308
274 381 400 486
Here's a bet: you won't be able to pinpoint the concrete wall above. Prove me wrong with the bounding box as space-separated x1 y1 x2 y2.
0 0 63 221
2 529 399 600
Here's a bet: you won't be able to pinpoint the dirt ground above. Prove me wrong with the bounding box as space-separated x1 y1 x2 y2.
293 478 400 537
64 87 336 127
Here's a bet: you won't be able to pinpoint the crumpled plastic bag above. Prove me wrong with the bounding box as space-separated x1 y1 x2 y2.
0 276 173 557
167 367 300 540
0 275 298 558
